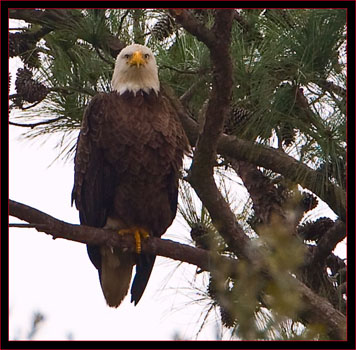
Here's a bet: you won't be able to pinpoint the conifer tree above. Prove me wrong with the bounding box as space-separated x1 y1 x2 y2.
9 9 347 340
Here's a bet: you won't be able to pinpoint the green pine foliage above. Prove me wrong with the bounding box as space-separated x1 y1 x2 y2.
10 9 346 175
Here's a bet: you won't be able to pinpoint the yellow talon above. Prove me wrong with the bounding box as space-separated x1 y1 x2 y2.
118 227 150 254
134 230 141 253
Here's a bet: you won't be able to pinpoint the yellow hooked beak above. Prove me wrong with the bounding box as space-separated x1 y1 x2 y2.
129 51 146 67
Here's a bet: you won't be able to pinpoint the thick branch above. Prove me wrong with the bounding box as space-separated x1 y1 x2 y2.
176 10 250 259
296 278 346 340
218 136 346 222
169 9 216 49
309 220 346 266
9 199 234 274
171 96 346 222
9 199 346 339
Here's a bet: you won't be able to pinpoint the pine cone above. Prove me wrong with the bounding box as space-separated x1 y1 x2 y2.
208 274 237 328
326 254 346 276
220 304 236 328
300 192 318 213
207 274 218 301
15 68 48 103
280 123 296 146
297 217 334 242
9 32 40 68
224 105 251 135
9 32 28 57
192 9 210 24
190 223 211 250
151 14 175 41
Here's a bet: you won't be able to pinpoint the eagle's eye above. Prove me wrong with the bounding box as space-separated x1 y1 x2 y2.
144 53 150 59
123 54 130 59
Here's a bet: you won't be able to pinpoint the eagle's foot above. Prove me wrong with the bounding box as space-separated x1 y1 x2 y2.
118 227 149 254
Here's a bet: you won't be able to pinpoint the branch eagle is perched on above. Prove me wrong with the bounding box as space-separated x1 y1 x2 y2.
72 44 189 307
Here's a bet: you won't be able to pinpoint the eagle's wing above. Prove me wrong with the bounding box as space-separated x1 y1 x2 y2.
72 94 116 269
72 94 135 307
72 91 189 307
72 94 111 226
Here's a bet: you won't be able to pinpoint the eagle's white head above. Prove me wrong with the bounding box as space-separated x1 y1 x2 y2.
111 44 160 95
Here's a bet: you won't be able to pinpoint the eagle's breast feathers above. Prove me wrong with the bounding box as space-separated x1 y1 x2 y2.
72 90 188 307
73 90 188 232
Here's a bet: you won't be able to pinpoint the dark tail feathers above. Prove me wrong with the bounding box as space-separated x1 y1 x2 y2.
130 254 156 305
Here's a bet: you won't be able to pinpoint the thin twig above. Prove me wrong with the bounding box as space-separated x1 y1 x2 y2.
160 65 207 75
9 27 29 31
20 100 43 110
95 46 114 65
317 79 346 98
179 76 208 106
117 9 130 36
9 223 47 228
10 117 63 129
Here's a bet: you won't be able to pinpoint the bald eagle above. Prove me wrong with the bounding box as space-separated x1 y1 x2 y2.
72 44 188 307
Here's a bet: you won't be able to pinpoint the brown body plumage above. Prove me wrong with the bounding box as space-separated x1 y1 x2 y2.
72 44 188 307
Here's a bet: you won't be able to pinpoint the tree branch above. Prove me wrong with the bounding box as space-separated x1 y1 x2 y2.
9 199 346 339
309 220 346 266
173 10 250 259
9 117 63 129
8 199 233 274
317 78 346 98
179 76 207 107
170 95 346 222
9 9 126 58
169 9 216 49
160 64 206 75
218 135 346 222
296 278 346 340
